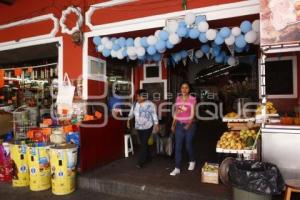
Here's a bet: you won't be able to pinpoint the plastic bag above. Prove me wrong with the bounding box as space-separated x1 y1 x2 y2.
155 134 173 156
229 160 285 195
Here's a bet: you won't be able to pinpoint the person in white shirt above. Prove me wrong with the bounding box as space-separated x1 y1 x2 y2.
127 89 159 168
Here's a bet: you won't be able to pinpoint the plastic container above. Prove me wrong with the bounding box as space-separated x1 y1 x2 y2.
27 143 51 191
50 144 78 195
10 140 29 187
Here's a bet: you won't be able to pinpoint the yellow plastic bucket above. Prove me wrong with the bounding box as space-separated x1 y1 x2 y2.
27 143 51 191
50 144 78 195
10 141 29 187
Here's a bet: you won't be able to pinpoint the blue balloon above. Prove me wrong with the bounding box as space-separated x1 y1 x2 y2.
212 46 221 56
172 53 181 63
146 55 153 62
201 44 210 54
219 27 231 38
153 54 162 62
138 55 146 60
159 30 169 41
178 21 187 28
122 49 128 57
126 38 134 47
180 50 188 59
215 55 224 63
147 46 157 55
224 55 229 64
189 28 200 39
93 36 101 45
166 41 174 49
140 37 149 48
235 45 244 53
214 35 224 45
177 27 188 37
102 48 111 57
235 35 247 48
112 44 121 51
155 40 166 51
118 37 126 47
199 32 208 43
196 15 206 24
240 20 252 33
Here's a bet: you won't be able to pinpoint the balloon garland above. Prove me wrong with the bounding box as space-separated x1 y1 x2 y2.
93 12 259 66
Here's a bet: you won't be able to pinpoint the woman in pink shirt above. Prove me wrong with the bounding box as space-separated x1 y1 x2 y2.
170 82 197 176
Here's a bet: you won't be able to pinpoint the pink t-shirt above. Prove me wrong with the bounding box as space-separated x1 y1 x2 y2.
175 95 196 124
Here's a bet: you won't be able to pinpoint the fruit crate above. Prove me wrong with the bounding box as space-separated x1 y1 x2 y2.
201 163 219 184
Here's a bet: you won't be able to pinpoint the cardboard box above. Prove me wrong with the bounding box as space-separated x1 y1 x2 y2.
201 163 219 184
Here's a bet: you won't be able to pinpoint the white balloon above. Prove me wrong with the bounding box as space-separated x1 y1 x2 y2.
231 27 241 37
129 55 138 60
154 30 161 38
228 56 237 66
97 45 104 52
206 29 217 41
197 21 209 32
195 50 204 58
167 20 179 33
136 47 146 57
225 35 235 46
111 50 118 58
104 40 113 49
134 37 142 47
127 47 136 56
158 48 166 53
245 31 257 43
101 37 109 45
252 20 260 32
184 12 196 25
169 33 180 45
117 50 124 59
147 35 158 46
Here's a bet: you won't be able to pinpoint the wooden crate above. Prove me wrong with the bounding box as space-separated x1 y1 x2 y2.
201 163 219 184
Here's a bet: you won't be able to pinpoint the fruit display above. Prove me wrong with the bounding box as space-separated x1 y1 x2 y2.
217 129 258 150
225 112 238 118
256 101 277 115
217 131 245 150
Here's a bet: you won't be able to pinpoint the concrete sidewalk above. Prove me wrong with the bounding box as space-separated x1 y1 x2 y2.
0 182 128 200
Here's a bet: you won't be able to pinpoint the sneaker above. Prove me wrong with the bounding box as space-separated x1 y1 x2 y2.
170 168 180 176
188 162 196 171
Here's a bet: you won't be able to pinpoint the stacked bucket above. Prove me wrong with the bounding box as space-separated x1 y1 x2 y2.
0 140 78 195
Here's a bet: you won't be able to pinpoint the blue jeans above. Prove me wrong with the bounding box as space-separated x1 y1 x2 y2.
175 122 196 168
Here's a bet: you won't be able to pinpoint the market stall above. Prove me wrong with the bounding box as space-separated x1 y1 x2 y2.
259 0 300 181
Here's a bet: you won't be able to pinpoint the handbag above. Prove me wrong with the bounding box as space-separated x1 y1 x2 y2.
56 73 75 115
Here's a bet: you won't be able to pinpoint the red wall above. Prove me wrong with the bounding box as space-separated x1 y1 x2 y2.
91 0 242 25
0 0 243 81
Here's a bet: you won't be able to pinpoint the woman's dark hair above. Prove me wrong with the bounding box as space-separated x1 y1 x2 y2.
180 81 191 90
136 89 148 97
